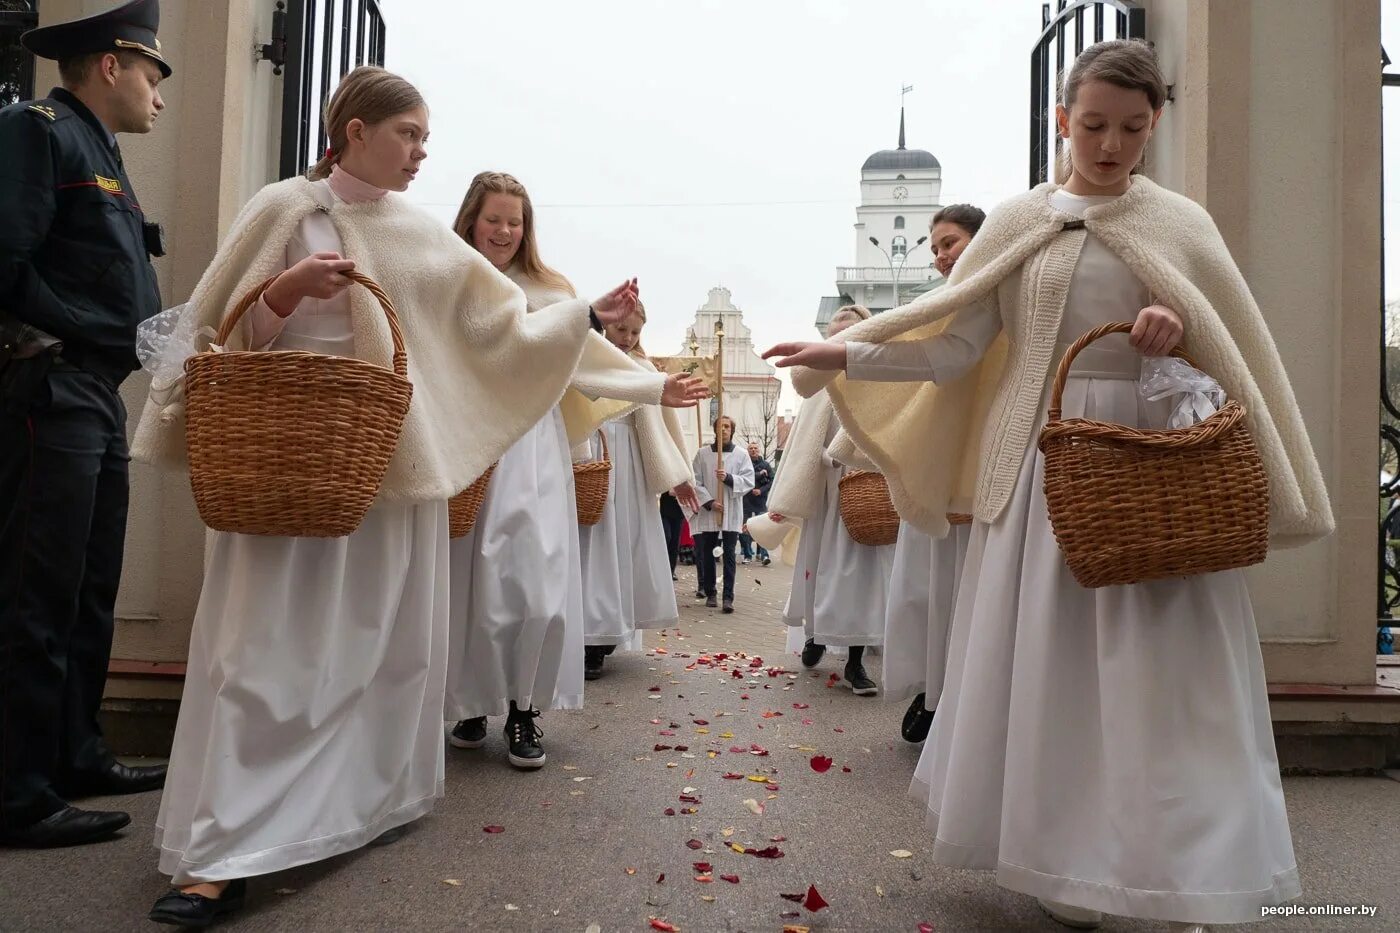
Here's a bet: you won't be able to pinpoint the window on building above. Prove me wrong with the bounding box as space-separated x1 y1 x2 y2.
892 235 907 257
896 174 906 180
894 216 905 229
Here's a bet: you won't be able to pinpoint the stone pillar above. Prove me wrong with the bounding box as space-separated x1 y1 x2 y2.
1143 0 1381 685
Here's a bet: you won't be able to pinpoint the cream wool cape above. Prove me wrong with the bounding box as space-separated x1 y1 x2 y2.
792 176 1333 547
131 175 599 501
748 390 833 557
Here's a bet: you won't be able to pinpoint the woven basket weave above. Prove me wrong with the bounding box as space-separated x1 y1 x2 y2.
1037 321 1269 588
838 470 900 546
575 430 612 526
448 464 496 539
183 271 413 538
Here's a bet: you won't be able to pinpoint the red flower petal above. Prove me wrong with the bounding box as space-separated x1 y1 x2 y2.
686 839 704 850
664 808 676 816
792 703 810 710
745 845 784 859
810 755 833 773
674 745 689 752
733 671 743 679
693 861 712 873
657 873 665 883
803 884 830 912
654 744 673 751
650 921 676 932
482 825 505 833
693 719 709 726
720 874 740 884
842 766 852 773
918 924 935 933
765 783 780 791
722 772 744 780
780 893 804 903
649 686 662 692
679 794 701 803
770 835 787 842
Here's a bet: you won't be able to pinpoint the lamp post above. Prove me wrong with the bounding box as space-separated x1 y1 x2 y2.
688 328 701 447
869 234 928 310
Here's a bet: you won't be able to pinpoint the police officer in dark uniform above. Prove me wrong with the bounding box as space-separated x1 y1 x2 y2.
0 0 171 848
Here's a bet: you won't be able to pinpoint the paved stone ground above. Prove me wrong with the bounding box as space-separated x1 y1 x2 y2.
2 559 1396 932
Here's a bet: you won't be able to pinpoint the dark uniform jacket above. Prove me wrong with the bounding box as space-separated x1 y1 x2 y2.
746 456 774 517
0 87 162 387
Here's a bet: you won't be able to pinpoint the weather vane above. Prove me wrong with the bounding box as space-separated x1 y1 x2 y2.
902 83 914 107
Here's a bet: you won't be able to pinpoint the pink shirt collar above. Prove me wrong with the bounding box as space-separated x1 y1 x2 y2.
328 165 388 203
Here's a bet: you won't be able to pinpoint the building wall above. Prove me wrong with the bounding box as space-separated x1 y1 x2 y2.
35 0 285 662
1143 0 1380 685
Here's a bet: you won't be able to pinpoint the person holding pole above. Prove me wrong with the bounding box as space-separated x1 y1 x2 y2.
690 414 753 613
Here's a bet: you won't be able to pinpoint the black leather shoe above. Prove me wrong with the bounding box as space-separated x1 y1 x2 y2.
694 589 706 599
901 693 935 743
722 598 734 614
149 878 247 927
705 595 718 608
800 638 826 669
60 760 166 797
584 645 606 680
0 806 130 848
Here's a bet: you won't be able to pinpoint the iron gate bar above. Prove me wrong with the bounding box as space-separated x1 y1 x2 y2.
339 0 352 78
318 0 333 159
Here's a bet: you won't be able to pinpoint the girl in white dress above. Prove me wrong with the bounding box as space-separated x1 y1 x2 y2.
771 305 891 696
765 40 1332 932
883 204 983 742
137 69 644 927
444 173 704 769
578 305 701 679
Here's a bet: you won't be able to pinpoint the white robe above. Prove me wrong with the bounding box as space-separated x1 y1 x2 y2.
689 445 754 534
155 190 449 883
882 521 971 706
445 405 584 718
781 415 893 648
853 190 1298 925
578 415 679 647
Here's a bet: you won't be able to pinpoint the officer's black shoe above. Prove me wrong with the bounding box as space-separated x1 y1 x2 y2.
60 760 166 797
584 646 606 680
694 589 706 599
0 805 130 848
800 638 826 669
505 703 546 769
722 598 734 614
901 693 935 743
601 644 617 657
844 663 878 697
149 878 247 927
705 595 718 609
448 717 487 749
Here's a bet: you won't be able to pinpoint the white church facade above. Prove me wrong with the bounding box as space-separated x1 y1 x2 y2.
671 287 782 459
816 109 946 334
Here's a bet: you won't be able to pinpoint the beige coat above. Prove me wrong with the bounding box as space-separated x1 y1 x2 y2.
793 176 1333 547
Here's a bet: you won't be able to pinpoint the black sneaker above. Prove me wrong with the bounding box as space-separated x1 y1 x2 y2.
844 662 878 696
584 646 606 680
800 638 826 668
761 557 772 566
722 598 734 614
448 717 487 749
505 703 546 769
901 693 935 743
705 595 718 608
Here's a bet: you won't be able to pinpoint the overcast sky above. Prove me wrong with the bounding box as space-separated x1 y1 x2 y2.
387 1 1400 407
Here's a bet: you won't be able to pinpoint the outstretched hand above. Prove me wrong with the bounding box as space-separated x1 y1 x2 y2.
671 481 701 514
661 373 708 408
591 278 640 326
761 341 847 371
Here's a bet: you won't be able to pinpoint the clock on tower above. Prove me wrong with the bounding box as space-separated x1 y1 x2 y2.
892 185 909 200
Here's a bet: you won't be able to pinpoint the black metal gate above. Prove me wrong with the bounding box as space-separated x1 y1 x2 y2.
0 0 38 107
1379 47 1399 654
1029 0 1146 189
266 0 387 180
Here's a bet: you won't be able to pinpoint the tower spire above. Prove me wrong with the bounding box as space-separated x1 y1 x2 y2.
898 106 906 150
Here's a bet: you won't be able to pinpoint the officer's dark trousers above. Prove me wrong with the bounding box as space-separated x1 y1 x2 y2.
695 531 738 601
0 367 127 828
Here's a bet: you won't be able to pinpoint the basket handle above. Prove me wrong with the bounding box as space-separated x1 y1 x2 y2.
597 427 610 462
215 270 409 379
1047 321 1196 422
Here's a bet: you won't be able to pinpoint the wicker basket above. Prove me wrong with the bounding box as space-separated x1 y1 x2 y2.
838 470 900 546
183 271 413 538
448 464 496 539
575 430 612 526
1037 321 1269 588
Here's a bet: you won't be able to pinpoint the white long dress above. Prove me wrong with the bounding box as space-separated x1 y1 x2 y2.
155 175 449 884
882 521 971 706
782 414 894 649
578 415 679 647
850 189 1298 925
445 403 585 718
